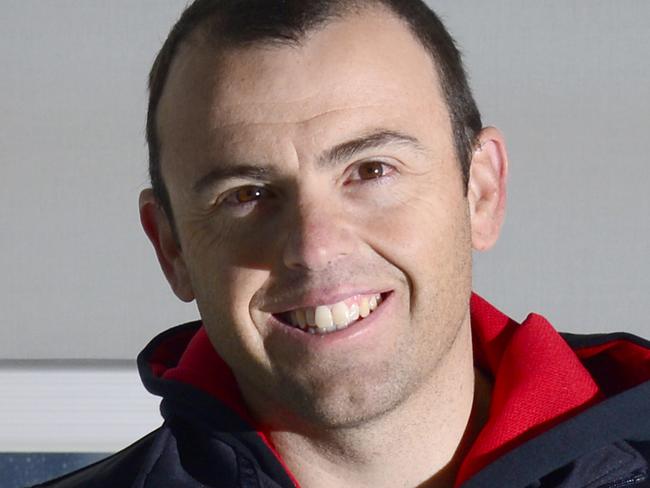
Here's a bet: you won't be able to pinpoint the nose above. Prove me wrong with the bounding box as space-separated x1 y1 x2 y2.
281 200 356 271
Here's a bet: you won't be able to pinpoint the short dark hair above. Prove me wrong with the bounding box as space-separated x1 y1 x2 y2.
146 0 482 223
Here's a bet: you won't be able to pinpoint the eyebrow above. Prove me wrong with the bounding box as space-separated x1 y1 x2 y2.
192 128 425 194
319 129 426 167
193 165 279 194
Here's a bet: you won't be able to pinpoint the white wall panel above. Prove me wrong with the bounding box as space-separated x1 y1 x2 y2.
0 362 160 452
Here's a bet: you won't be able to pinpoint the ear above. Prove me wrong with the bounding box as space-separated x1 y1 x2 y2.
468 127 508 251
139 189 194 302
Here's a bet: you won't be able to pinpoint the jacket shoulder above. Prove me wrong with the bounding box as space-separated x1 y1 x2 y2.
32 428 163 488
560 330 650 349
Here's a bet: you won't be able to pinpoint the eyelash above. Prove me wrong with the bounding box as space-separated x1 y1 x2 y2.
346 160 397 186
219 161 397 210
220 186 273 209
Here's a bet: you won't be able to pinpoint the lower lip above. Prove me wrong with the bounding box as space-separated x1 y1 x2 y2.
266 291 395 347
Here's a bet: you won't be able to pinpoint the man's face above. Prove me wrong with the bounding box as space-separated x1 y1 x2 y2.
155 9 475 427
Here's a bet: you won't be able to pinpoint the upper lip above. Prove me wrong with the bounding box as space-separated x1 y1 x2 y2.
262 287 393 314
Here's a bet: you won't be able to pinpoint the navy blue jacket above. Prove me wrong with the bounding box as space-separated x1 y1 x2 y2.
34 321 650 488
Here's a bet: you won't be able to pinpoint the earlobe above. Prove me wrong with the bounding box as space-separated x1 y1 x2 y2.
468 127 508 251
139 189 195 302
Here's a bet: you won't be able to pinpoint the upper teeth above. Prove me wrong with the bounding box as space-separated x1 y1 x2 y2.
284 293 383 334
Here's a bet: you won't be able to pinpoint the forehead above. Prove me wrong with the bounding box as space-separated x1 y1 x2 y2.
157 7 448 168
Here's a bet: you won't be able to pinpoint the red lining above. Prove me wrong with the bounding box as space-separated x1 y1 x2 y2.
148 328 197 378
147 294 648 487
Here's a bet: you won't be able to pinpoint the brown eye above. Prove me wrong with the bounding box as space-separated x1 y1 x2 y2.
236 187 262 202
357 161 385 180
224 186 268 206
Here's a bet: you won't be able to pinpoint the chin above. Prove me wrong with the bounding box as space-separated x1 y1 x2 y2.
276 359 422 429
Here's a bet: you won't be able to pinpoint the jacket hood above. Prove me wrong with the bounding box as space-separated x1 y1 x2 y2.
137 293 650 487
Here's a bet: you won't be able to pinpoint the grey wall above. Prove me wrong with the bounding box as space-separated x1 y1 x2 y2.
1 1 196 359
432 1 650 337
1 1 648 360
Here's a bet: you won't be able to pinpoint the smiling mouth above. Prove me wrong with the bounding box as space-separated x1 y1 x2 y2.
273 292 389 335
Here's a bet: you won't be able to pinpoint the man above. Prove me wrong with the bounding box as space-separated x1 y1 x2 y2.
37 1 650 487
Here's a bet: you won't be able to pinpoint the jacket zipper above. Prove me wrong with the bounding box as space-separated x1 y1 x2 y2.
601 472 648 488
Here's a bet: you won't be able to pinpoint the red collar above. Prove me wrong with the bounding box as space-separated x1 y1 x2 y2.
156 293 606 486
456 294 602 485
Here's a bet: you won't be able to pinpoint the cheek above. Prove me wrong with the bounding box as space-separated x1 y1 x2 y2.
184 210 280 269
187 248 271 369
181 221 270 330
362 181 470 263
359 182 472 305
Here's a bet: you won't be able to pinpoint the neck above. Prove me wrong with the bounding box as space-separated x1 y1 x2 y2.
269 322 490 488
